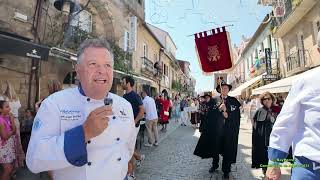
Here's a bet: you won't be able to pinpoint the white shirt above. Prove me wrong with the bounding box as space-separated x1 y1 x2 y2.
269 69 320 163
142 96 158 121
26 87 136 180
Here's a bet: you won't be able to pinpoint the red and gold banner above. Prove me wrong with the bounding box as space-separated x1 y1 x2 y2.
195 27 233 73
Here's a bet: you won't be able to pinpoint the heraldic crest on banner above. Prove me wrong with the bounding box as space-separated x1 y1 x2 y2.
208 45 220 62
194 26 233 74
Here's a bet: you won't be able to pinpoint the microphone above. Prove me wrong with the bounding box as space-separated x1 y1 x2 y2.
104 98 113 106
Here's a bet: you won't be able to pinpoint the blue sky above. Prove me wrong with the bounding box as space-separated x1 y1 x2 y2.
145 0 271 93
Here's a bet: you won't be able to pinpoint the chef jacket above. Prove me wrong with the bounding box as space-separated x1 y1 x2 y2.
26 87 136 180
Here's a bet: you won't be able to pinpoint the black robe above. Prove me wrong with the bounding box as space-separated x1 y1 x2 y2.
217 96 241 164
194 98 223 158
251 107 277 168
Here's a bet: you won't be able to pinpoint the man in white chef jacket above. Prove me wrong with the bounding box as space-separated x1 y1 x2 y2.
266 32 320 179
26 38 136 180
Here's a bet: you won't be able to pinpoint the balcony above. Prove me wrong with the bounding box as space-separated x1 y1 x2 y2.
272 0 317 38
141 56 154 73
285 50 309 76
141 57 162 80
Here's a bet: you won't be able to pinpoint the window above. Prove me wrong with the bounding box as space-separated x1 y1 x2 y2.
261 42 264 52
154 54 158 61
143 43 148 57
163 64 168 76
313 20 320 45
123 31 130 51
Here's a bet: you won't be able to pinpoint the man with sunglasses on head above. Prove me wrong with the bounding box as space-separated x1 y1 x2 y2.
266 32 320 180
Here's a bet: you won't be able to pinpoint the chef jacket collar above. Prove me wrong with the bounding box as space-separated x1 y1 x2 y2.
77 83 110 100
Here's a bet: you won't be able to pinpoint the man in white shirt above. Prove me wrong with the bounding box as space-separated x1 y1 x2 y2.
266 32 320 180
26 39 136 180
141 90 159 147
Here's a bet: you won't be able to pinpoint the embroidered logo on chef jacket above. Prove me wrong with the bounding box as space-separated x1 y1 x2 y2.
116 108 130 120
120 109 127 116
60 109 82 121
33 117 42 131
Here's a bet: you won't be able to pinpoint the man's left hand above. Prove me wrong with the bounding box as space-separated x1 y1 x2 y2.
266 167 281 180
219 103 227 112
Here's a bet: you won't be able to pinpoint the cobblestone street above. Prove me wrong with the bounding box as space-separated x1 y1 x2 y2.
135 119 291 180
16 118 291 180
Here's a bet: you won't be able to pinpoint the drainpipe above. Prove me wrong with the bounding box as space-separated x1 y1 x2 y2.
28 0 42 108
158 48 164 94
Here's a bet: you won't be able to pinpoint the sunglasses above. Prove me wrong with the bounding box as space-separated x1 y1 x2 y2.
262 97 271 101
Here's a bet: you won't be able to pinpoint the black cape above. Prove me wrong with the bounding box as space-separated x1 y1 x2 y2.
194 96 241 164
194 98 224 158
251 107 280 168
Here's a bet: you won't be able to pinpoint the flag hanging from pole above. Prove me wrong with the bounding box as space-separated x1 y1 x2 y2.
194 26 233 73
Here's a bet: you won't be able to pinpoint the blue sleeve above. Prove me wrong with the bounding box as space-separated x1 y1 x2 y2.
64 125 87 166
268 147 288 162
136 94 143 106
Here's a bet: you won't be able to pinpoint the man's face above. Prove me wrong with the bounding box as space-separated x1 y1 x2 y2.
75 47 113 97
121 79 128 90
221 85 230 96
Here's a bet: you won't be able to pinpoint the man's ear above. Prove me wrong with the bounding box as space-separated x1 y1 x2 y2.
75 64 80 80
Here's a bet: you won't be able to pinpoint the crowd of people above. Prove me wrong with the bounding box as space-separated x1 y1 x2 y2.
0 39 203 180
1 33 319 180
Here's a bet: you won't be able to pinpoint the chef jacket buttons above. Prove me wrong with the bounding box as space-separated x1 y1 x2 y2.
87 162 92 166
87 98 90 102
117 157 121 161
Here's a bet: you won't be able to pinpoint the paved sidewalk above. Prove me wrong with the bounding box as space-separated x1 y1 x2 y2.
16 118 292 180
134 118 292 180
15 120 181 180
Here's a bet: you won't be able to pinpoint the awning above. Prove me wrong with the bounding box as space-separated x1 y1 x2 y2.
252 66 320 95
228 73 265 96
0 33 50 60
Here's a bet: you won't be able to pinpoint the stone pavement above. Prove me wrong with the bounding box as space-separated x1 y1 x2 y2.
135 118 292 180
16 118 292 180
15 120 182 180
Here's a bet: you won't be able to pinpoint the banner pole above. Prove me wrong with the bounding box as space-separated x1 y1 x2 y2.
187 24 234 37
218 72 224 105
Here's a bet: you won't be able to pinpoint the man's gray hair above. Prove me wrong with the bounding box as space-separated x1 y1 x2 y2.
77 38 114 64
317 31 320 48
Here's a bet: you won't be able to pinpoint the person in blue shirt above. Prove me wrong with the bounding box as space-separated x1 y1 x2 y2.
121 75 145 180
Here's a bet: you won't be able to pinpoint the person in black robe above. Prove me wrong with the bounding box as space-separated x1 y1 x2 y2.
194 93 222 158
194 82 241 179
212 82 241 179
251 92 279 175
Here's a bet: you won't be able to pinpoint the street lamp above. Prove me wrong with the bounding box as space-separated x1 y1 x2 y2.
53 0 75 14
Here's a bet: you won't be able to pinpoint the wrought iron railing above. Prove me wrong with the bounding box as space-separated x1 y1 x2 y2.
285 50 308 73
141 57 154 74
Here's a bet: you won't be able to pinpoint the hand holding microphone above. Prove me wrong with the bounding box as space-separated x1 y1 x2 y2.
83 98 113 142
